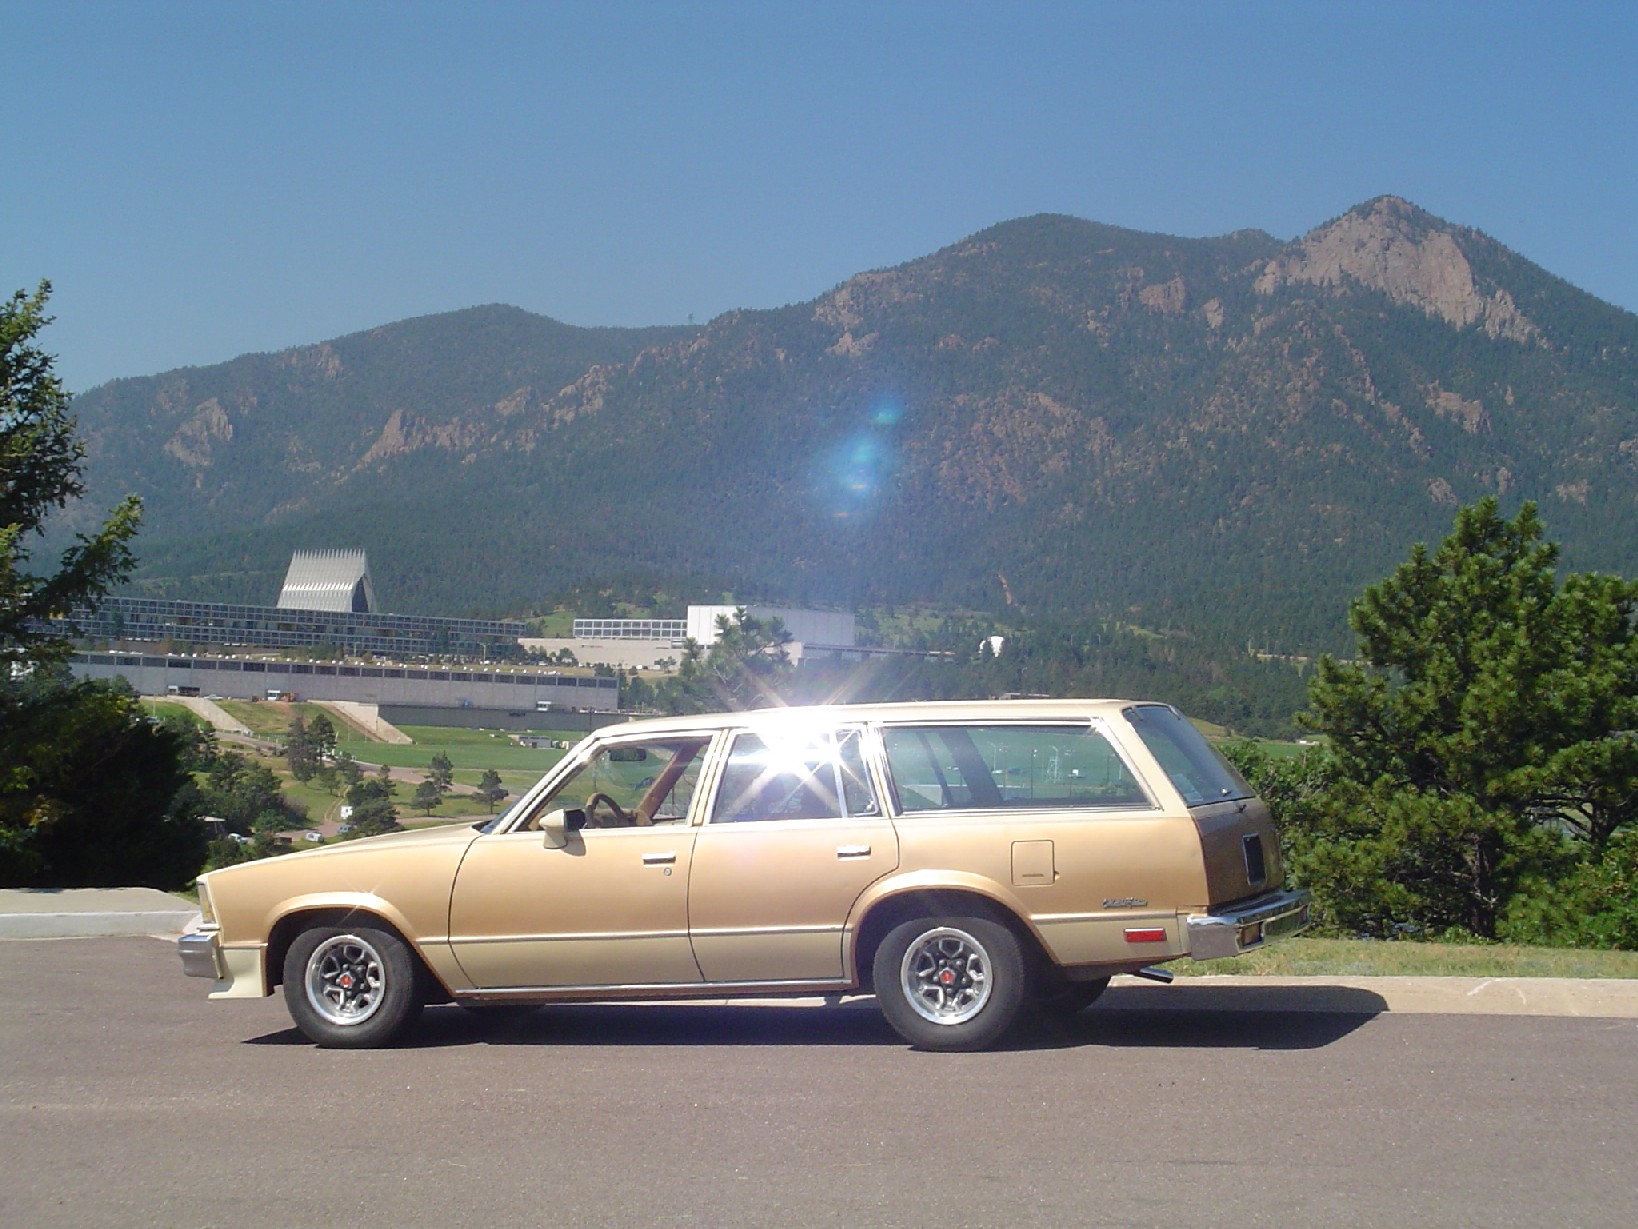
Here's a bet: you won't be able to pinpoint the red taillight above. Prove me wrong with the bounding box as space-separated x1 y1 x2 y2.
1124 927 1168 943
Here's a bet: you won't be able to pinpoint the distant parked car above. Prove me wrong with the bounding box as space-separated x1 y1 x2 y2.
303 832 323 843
179 700 1308 1051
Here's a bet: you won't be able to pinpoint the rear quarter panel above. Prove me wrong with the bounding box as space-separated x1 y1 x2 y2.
882 809 1210 967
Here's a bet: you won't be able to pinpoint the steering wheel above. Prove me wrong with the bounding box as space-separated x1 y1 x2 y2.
584 792 633 828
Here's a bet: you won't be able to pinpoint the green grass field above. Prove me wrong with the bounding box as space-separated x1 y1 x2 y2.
1252 739 1321 759
368 725 566 770
213 699 296 737
200 701 566 820
340 727 563 800
141 699 203 723
1167 936 1638 979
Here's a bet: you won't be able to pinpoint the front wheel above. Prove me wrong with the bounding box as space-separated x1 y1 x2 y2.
283 925 423 1048
1030 974 1111 1018
872 914 1026 1052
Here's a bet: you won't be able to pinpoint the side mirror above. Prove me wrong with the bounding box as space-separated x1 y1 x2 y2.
540 808 586 849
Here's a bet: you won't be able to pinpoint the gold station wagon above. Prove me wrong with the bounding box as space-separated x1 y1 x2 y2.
179 700 1309 1051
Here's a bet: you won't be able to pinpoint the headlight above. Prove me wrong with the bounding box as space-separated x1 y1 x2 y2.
196 878 217 927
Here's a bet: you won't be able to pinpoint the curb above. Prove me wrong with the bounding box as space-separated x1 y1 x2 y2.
1104 974 1638 1018
0 910 201 939
709 976 1638 1019
0 888 203 940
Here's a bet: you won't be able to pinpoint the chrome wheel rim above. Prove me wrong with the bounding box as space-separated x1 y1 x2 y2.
305 934 386 1026
901 926 992 1025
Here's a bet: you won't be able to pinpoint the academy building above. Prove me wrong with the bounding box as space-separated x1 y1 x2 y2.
60 549 619 718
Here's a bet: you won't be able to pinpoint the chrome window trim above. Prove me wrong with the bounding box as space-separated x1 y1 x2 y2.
703 724 882 826
498 727 727 834
874 718 1161 818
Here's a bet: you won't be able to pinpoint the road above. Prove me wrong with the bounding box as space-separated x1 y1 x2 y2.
2 938 1634 1228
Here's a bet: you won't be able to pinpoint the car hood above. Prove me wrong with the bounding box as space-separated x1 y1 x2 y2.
205 822 483 884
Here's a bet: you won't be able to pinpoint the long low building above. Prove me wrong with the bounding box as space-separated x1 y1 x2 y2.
52 595 530 658
69 651 619 712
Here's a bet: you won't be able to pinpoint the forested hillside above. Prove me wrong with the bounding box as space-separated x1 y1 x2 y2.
69 196 1638 653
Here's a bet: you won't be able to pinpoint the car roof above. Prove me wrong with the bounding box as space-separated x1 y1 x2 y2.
590 698 1162 739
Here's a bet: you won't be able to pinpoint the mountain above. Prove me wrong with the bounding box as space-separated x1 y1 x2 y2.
67 197 1638 650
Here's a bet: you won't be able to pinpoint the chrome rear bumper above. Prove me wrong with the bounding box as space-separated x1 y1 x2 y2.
1186 889 1310 961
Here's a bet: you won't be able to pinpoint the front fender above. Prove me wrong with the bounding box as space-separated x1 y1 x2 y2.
264 891 420 946
262 892 472 996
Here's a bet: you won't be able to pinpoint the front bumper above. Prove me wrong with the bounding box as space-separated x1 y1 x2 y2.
1186 889 1311 961
178 930 221 979
177 930 268 998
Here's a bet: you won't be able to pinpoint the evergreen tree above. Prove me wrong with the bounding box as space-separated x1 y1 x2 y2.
307 711 338 760
1293 499 1638 938
662 610 793 713
285 715 318 782
1 282 201 887
1 282 141 669
477 768 508 814
412 777 443 815
346 798 401 838
334 751 364 793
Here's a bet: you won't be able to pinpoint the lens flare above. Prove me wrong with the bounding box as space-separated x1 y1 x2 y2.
816 397 903 522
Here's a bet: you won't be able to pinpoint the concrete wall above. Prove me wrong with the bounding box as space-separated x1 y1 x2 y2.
520 638 682 670
70 651 619 712
685 605 855 649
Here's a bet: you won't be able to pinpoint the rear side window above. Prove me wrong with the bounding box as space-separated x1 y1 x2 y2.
1122 705 1252 806
881 724 1150 813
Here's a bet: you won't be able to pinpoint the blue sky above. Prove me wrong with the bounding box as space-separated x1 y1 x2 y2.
7 0 1636 393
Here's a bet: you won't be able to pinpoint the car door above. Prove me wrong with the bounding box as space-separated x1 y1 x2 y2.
446 734 713 990
687 724 898 984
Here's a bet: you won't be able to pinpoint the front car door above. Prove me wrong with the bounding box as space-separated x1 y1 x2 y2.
447 732 716 990
687 723 898 984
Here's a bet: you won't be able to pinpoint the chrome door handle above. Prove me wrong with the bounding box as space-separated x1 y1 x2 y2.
642 852 677 866
835 844 872 859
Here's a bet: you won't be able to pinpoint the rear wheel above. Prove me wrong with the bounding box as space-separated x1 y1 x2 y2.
283 925 423 1048
872 914 1026 1052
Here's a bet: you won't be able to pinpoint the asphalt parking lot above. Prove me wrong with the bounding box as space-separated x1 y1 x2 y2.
2 936 1635 1229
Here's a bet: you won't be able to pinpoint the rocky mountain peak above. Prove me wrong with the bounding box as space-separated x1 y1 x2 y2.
1255 195 1539 343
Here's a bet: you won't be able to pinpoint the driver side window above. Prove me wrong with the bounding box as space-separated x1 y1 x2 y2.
525 736 712 829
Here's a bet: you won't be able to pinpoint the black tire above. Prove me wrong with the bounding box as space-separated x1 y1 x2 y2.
872 914 1026 1052
1030 974 1111 1018
282 925 424 1048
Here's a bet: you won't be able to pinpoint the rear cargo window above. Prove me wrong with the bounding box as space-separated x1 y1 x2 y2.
1122 705 1252 806
881 724 1150 813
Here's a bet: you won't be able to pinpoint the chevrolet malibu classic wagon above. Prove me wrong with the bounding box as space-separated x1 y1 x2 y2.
179 699 1309 1051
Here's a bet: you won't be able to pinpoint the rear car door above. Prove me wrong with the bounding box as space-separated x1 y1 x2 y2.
687 724 898 983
